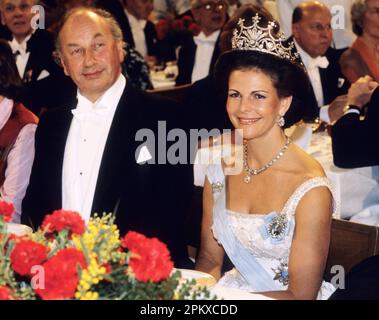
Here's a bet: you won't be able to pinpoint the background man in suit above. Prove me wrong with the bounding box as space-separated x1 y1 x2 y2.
95 0 168 64
290 1 349 124
0 0 74 115
332 76 379 168
277 0 355 50
175 0 227 86
22 7 192 267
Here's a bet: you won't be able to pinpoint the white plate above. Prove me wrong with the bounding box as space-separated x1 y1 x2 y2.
175 268 217 288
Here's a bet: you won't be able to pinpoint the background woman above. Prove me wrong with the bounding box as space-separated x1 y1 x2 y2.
340 0 379 82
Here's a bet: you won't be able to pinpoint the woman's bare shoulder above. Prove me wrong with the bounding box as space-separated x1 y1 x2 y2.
287 143 326 179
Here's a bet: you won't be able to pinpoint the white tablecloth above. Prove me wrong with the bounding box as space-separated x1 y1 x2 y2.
307 132 379 224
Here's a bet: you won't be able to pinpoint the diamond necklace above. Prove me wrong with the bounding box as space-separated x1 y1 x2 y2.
243 136 291 184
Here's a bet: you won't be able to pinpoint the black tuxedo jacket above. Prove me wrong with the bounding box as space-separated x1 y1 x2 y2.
175 35 221 86
285 37 349 122
95 0 159 58
4 29 75 115
22 82 193 267
332 87 379 168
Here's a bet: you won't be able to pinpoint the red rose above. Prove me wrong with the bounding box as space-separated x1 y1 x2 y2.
0 286 16 300
0 201 15 222
122 231 174 283
42 210 85 236
10 240 48 276
35 248 87 300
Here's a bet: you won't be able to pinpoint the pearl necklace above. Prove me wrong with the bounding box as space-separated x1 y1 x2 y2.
243 136 291 184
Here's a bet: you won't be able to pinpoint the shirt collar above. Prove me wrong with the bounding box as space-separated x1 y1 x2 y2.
9 32 33 55
125 9 147 30
0 97 14 130
194 30 220 45
73 74 126 116
293 39 329 69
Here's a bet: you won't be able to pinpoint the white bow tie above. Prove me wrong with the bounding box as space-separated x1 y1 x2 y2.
72 104 107 120
194 35 217 47
310 56 329 69
9 39 27 55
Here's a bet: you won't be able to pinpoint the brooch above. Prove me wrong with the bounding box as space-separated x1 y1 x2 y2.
259 212 292 244
272 259 289 286
211 181 224 194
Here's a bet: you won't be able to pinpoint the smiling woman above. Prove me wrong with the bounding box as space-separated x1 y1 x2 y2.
195 5 339 300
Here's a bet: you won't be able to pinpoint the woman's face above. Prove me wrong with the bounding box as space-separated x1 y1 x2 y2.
226 69 291 140
363 0 379 40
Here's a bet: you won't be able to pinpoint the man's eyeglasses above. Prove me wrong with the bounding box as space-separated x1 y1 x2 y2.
197 1 227 12
309 23 332 32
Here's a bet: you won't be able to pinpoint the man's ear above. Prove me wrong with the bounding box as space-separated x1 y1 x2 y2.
191 8 200 24
117 41 126 63
1 11 5 26
292 23 300 40
60 56 69 76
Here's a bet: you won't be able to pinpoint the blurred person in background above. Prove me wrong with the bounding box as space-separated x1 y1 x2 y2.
0 0 74 115
339 0 379 83
0 39 38 223
176 0 228 85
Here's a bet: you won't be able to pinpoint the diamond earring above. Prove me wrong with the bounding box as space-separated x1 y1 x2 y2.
277 115 285 128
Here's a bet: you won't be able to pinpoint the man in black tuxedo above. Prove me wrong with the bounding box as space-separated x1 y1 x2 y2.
95 0 173 63
0 0 74 115
332 76 379 169
22 7 192 267
289 1 349 124
175 0 227 86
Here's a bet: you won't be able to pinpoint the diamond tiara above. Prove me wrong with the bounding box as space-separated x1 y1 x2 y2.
231 14 300 63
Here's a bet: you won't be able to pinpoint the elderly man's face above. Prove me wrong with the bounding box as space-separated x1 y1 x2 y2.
292 6 333 58
125 0 154 20
363 0 379 39
1 0 35 41
192 0 227 36
59 12 124 102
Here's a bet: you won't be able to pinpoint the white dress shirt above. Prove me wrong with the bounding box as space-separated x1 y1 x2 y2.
125 9 148 58
62 74 126 223
0 98 36 223
294 40 331 123
191 30 220 83
8 33 32 79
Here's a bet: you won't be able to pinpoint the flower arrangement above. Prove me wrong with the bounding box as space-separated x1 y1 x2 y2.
0 202 213 300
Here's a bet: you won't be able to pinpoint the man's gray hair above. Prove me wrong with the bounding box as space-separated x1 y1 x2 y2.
55 7 124 55
351 0 369 36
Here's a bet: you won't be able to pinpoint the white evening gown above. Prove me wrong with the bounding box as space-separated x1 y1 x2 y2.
207 163 339 300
